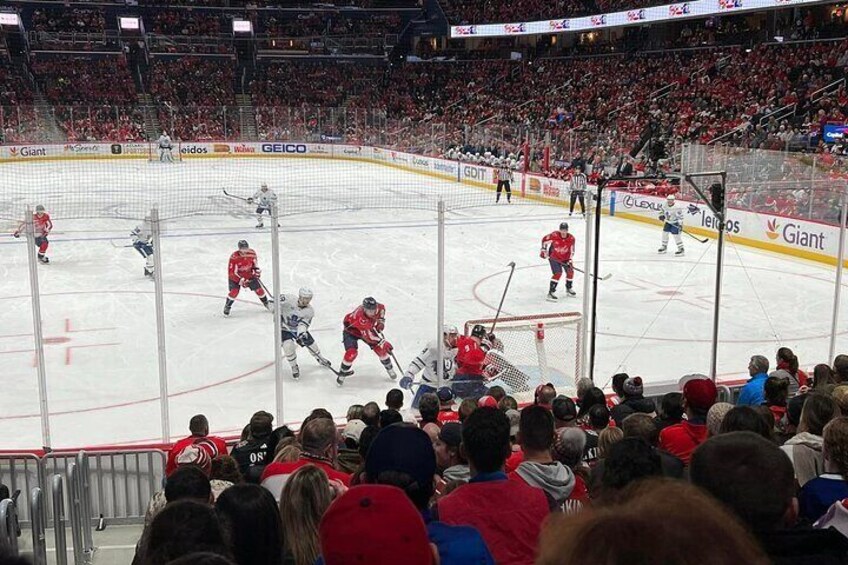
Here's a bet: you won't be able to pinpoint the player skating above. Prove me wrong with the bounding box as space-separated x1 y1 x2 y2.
399 325 459 408
13 204 53 264
496 160 513 203
279 288 333 380
337 297 397 386
157 131 175 163
452 324 495 400
130 216 154 278
247 183 278 228
658 194 685 256
223 240 271 317
541 221 576 301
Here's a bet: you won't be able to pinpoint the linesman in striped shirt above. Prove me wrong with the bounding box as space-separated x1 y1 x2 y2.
496 160 513 203
569 169 588 216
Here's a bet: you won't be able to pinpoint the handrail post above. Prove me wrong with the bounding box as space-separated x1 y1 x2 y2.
67 463 83 565
31 487 47 565
0 498 19 557
75 452 94 557
52 475 68 565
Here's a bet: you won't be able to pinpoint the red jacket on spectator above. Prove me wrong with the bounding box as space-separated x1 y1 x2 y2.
436 472 548 565
166 434 228 476
260 455 351 501
437 409 460 425
659 420 708 465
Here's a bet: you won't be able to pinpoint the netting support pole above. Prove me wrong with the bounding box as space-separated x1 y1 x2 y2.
580 185 595 383
151 206 171 443
436 200 446 388
588 180 604 383
271 203 284 424
25 206 51 449
829 190 847 363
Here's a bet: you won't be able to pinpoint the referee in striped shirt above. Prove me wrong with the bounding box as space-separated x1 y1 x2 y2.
496 160 513 203
569 169 587 216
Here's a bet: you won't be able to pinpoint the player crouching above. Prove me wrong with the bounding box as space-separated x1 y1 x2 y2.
279 288 333 380
658 194 685 256
337 297 396 385
451 324 496 400
541 221 576 301
223 240 271 317
13 204 53 264
399 325 459 408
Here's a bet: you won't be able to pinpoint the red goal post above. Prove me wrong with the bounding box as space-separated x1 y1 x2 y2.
463 312 583 400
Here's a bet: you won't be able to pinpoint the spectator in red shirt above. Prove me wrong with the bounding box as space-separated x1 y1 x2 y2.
434 407 549 565
659 376 717 465
436 387 459 424
166 414 228 477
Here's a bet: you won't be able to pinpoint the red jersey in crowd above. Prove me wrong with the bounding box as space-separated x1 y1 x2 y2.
541 231 575 263
166 434 228 476
228 249 259 283
437 409 460 425
455 336 487 377
344 304 386 343
659 420 708 465
260 455 351 502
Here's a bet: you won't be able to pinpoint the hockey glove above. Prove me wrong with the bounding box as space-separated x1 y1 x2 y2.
540 248 548 259
295 333 310 347
12 232 19 239
247 197 254 204
658 214 666 222
399 376 414 390
253 267 261 277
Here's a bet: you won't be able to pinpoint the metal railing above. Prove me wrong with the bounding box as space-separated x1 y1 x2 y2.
52 475 69 565
30 487 47 565
0 498 19 556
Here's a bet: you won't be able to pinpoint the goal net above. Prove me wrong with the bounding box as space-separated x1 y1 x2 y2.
464 312 582 401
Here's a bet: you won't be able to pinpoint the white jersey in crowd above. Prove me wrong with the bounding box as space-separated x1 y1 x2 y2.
157 134 172 149
252 188 278 209
660 202 684 226
131 220 152 244
278 293 315 335
404 340 457 383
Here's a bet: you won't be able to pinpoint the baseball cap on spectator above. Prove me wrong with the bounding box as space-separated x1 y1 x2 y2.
343 420 367 444
623 377 644 397
478 396 498 408
319 485 435 565
678 373 710 389
176 444 212 475
437 387 455 403
552 396 577 424
684 378 718 411
438 422 462 448
365 425 435 491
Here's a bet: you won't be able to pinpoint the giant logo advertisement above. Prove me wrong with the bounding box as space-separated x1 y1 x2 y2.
765 218 826 250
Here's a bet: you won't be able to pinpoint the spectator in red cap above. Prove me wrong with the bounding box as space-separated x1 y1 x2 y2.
434 407 549 564
319 485 438 565
167 414 228 476
659 376 717 465
478 395 498 408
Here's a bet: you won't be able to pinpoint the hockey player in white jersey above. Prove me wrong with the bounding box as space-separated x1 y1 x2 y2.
157 131 174 163
247 183 278 228
131 217 155 278
658 194 685 256
399 325 459 408
279 288 332 380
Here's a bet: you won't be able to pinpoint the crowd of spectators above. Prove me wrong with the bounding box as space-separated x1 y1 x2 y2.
0 63 38 144
30 7 107 34
152 10 223 36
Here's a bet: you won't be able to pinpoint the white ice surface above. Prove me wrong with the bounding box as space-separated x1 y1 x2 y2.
1 158 846 449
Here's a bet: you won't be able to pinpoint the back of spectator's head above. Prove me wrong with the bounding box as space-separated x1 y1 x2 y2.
249 411 273 439
210 456 241 484
437 387 455 406
622 413 659 446
555 428 587 468
477 395 498 409
660 392 685 421
346 404 364 422
814 363 837 388
588 404 610 430
498 395 518 411
167 553 237 565
800 392 841 436
319 485 436 565
302 408 333 431
601 438 662 493
361 402 381 427
144 500 230 565
215 484 282 565
461 407 511 474
691 432 795 531
535 383 557 406
379 409 402 428
832 386 848 415
505 409 520 440
357 425 380 459
189 414 209 436
537 480 769 565
598 427 624 459
824 417 848 479
706 402 734 437
488 385 506 402
342 419 367 449
418 393 439 423
683 378 717 417
385 388 404 411
611 373 629 396
280 465 333 565
719 406 773 440
365 425 435 510
834 354 848 382
301 417 338 458
575 378 594 402
776 347 799 373
165 466 212 505
458 398 478 422
578 387 607 419
750 355 769 375
552 396 578 427
518 405 556 453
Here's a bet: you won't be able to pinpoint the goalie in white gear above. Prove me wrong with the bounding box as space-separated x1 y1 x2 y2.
131 217 155 278
157 131 174 163
658 194 685 256
279 288 332 380
399 325 459 408
247 183 278 228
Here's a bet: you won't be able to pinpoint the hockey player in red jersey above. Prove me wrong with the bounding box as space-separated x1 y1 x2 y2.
223 240 271 317
337 297 396 386
452 324 494 399
13 205 53 264
541 221 576 301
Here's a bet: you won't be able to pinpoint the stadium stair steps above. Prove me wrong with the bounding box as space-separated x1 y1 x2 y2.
139 93 161 141
236 94 258 141
17 523 143 565
32 92 66 143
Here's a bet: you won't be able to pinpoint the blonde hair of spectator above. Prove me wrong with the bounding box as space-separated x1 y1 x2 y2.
279 464 333 565
597 427 624 459
823 417 848 481
274 443 303 464
537 479 770 565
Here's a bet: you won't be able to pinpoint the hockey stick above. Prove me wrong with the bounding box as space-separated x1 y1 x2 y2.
110 240 134 248
375 330 404 375
490 261 516 333
550 259 612 282
661 219 709 244
222 189 251 202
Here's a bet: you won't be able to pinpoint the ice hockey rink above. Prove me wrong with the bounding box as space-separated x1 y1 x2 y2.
1 157 847 449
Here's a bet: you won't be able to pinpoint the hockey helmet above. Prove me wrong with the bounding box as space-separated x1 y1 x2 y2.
471 324 487 339
667 194 676 203
362 296 378 313
443 324 459 335
35 204 45 213
298 287 313 306
559 221 569 231
261 183 269 190
237 240 249 250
